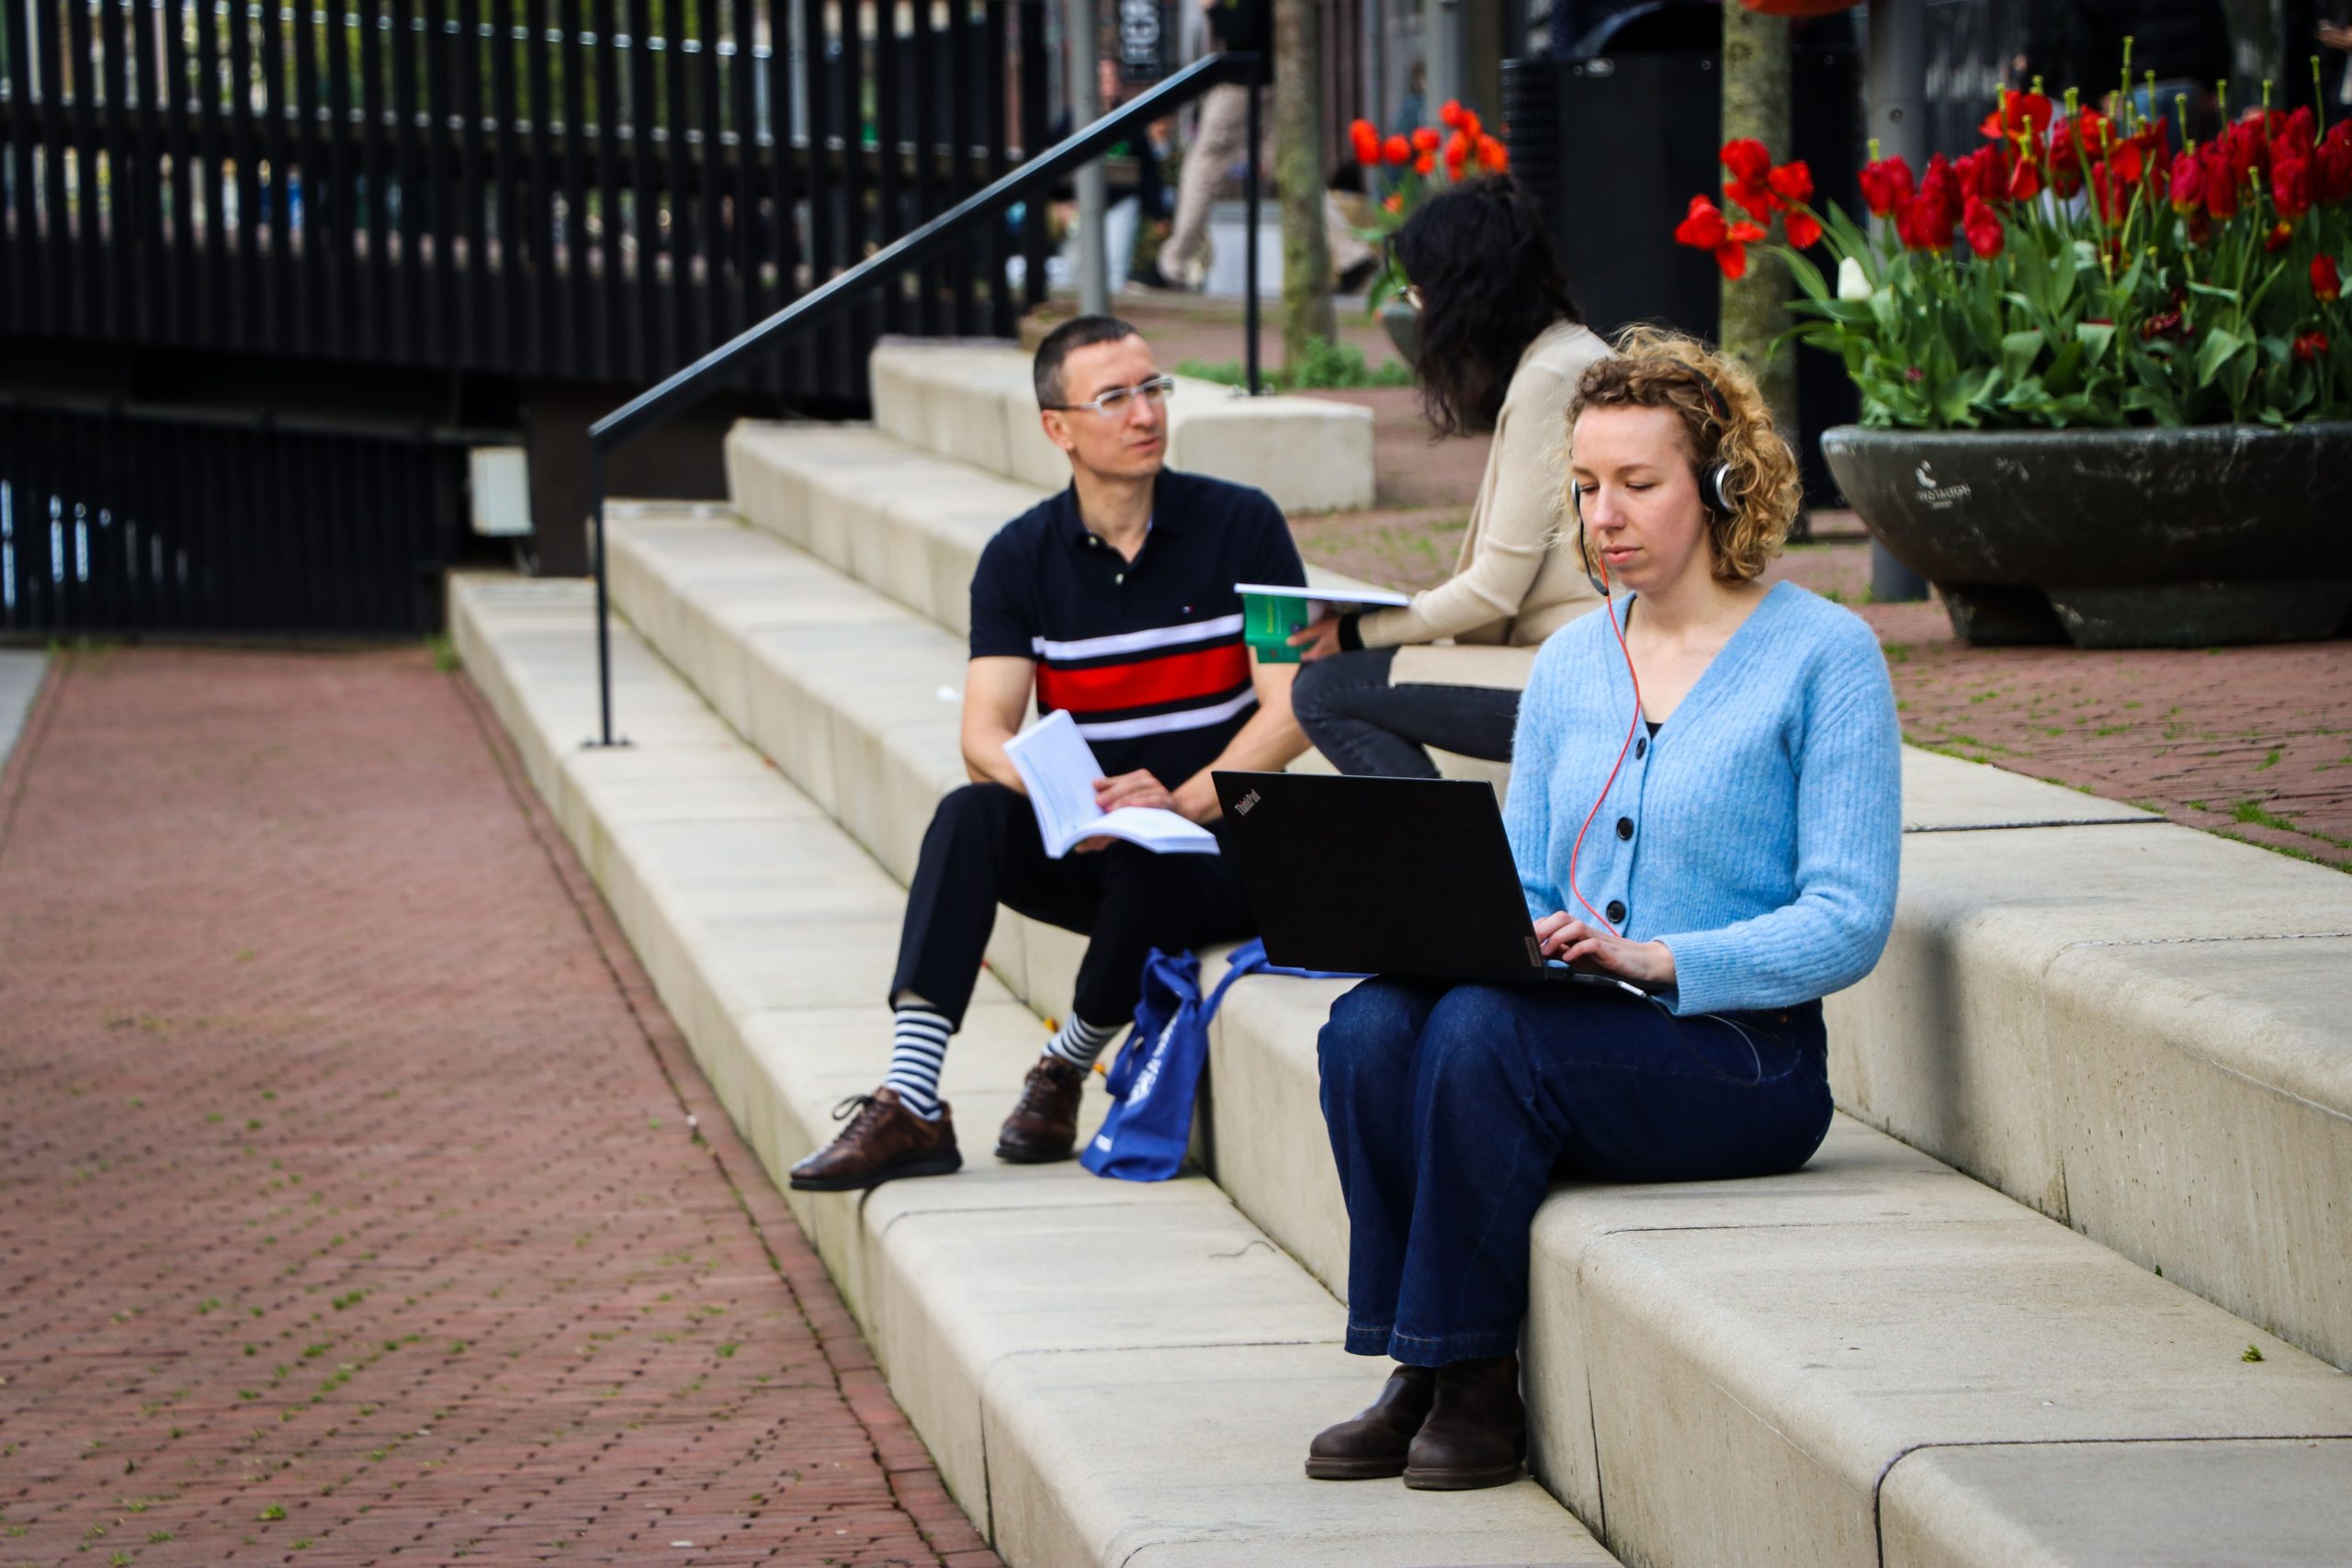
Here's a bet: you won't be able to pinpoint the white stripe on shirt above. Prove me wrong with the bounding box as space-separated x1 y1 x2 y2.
1071 687 1259 740
1030 613 1245 663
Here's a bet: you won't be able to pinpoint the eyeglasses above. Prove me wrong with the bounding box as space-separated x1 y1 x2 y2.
1045 376 1177 416
1400 284 1424 312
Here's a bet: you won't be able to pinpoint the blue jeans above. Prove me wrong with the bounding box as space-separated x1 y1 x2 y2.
1317 979 1833 1365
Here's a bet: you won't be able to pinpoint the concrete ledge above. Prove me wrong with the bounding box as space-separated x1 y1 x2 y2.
867 340 1377 514
1827 811 2352 1368
450 570 1609 1567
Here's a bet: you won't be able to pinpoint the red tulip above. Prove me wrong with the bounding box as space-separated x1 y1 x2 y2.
2316 123 2352 206
2274 152 2312 222
1460 110 1484 144
1980 87 2055 142
1414 150 1435 176
1962 196 2004 258
1767 160 1814 207
2265 220 2296 253
2006 146 2043 202
1439 99 1464 129
1442 130 1469 172
1896 153 1959 250
1350 118 1382 166
1476 134 1507 174
2315 254 2343 304
2169 154 2206 215
2293 331 2331 363
1725 176 1779 220
1714 220 1769 279
1954 145 2006 205
1384 134 1412 165
1673 194 1730 252
1784 209 1823 249
1410 126 1440 153
2204 143 2240 220
1722 138 1772 187
1860 155 1915 217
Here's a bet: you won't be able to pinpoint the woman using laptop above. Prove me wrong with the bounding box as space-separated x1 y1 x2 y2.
1303 327 1901 1491
1286 176 1609 776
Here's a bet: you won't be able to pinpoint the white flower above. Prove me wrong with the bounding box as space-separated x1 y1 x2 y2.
1836 255 1871 301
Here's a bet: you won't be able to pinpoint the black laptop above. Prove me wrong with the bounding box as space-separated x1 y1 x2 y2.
1210 772 1651 996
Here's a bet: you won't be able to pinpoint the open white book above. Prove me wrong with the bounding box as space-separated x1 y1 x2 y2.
1002 709 1219 859
1235 581 1416 616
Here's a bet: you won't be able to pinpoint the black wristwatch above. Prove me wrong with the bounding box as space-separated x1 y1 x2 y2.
1337 613 1365 653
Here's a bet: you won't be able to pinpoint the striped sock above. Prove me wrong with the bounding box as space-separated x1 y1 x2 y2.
883 1005 951 1121
1042 1013 1123 1072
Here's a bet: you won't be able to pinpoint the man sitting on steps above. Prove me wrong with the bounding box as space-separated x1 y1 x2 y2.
790 314 1312 1191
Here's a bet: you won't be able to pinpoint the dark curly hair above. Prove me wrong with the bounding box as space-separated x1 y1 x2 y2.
1391 175 1581 437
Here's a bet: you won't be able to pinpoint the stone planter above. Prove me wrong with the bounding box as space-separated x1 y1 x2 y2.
1820 423 2352 648
1378 299 1419 367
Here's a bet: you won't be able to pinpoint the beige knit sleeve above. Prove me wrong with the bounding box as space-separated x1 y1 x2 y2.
1354 365 1573 649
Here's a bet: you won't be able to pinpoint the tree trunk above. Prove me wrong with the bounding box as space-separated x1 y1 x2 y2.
1720 3 1797 485
1276 0 1334 370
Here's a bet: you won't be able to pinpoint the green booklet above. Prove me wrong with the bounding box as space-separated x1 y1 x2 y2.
1237 582 1415 664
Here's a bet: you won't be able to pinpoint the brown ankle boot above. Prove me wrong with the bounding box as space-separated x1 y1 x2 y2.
995 1055 1086 1163
1304 1364 1437 1480
788 1088 961 1191
1402 1353 1525 1490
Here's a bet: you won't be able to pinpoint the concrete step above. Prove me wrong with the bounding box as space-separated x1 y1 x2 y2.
865 338 1376 514
722 419 1385 644
594 502 2352 1565
448 570 1613 1567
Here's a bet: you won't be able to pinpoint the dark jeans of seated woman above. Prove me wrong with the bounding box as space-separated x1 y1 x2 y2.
1317 977 1832 1365
1292 648 1521 779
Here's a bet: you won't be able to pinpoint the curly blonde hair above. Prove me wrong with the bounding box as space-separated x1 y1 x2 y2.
1566 324 1801 582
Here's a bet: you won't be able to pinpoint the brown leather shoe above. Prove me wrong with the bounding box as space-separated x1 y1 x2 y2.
1402 1353 1525 1490
1305 1364 1437 1480
788 1088 961 1191
995 1055 1086 1163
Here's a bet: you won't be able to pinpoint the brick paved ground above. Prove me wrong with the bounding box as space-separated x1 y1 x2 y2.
0 648 999 1568
1057 296 2352 873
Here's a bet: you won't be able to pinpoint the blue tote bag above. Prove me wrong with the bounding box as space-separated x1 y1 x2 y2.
1080 939 1362 1183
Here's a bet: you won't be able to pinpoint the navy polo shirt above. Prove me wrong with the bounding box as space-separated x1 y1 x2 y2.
968 468 1306 785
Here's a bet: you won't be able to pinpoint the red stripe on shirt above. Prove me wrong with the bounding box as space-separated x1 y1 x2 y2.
1036 643 1251 714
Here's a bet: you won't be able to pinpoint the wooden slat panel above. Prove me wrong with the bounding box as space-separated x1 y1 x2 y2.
691 0 717 359
524 0 551 371
660 0 686 370
259 0 291 353
358 0 388 357
4 0 43 331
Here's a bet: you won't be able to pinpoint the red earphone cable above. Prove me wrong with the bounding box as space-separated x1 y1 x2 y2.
1563 527 1645 940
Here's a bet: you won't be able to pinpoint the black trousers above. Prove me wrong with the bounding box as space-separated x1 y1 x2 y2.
890 783 1260 1032
1291 648 1521 779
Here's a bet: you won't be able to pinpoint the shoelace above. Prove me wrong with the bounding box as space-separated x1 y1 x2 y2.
830 1093 889 1133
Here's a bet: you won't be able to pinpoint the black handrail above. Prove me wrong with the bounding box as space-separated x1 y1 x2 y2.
582 51 1267 746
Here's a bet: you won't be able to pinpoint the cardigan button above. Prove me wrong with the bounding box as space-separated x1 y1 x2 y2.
1605 899 1626 925
1615 817 1634 840
1634 737 1647 760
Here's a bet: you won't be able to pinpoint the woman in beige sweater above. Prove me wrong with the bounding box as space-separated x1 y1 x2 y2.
1291 178 1609 776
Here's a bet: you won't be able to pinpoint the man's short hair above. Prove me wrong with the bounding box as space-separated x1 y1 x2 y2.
1034 314 1142 408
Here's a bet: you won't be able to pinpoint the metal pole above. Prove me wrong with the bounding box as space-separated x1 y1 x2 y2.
1071 0 1110 313
588 450 622 748
1244 59 1261 396
1863 0 1929 604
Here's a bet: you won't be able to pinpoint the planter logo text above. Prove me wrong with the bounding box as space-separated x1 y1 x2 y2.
1914 461 1973 511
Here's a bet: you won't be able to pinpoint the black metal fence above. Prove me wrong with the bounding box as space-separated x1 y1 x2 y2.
0 400 463 634
0 0 1040 399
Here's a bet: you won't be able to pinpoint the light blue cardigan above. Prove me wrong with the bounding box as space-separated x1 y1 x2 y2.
1505 580 1902 1017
